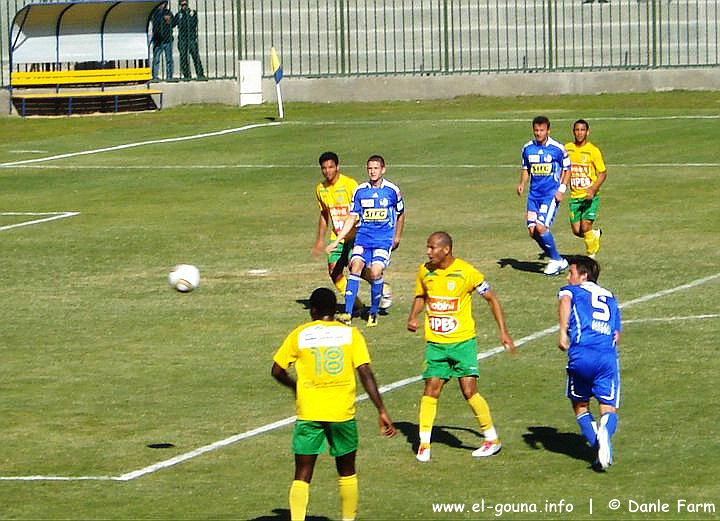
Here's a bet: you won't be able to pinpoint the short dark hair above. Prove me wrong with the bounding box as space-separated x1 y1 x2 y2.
533 115 550 128
570 255 600 283
309 287 337 315
429 231 453 251
573 119 590 129
367 154 385 167
318 151 339 166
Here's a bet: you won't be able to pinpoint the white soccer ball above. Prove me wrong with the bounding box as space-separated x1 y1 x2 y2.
379 282 393 310
168 264 200 292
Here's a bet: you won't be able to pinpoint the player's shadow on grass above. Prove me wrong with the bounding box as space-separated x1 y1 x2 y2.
249 508 330 521
522 426 595 463
497 258 546 273
395 421 481 453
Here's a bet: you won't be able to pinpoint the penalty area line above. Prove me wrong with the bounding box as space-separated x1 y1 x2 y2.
1 273 718 482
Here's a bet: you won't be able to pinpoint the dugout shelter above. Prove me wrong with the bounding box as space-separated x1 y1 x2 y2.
8 0 165 116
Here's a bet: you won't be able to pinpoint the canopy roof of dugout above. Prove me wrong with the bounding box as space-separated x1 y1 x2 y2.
10 0 166 66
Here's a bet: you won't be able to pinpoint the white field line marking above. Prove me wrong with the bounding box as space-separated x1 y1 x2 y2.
0 114 717 169
2 274 718 482
0 211 80 232
7 162 720 171
280 115 720 125
0 475 115 482
0 122 281 168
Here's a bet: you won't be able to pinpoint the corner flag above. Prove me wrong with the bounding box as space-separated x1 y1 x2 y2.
270 47 284 119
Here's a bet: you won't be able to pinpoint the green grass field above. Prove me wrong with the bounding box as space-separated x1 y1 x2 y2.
1 92 719 520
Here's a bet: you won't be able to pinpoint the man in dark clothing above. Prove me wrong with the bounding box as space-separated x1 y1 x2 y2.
151 2 174 80
174 0 205 79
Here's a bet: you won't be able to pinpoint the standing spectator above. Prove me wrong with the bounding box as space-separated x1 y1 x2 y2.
151 2 174 80
271 287 395 521
174 0 205 80
557 256 621 470
565 119 607 257
407 231 516 462
326 155 405 328
517 115 572 275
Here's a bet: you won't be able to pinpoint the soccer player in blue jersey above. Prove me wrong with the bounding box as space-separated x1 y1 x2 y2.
326 155 405 327
518 116 572 275
558 256 621 470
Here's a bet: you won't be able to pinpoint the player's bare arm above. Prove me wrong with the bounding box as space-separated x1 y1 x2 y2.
555 169 571 202
325 213 357 254
392 212 406 251
481 289 516 353
356 364 396 437
585 170 607 200
312 211 330 256
557 295 571 351
517 169 529 196
271 362 297 396
407 295 425 332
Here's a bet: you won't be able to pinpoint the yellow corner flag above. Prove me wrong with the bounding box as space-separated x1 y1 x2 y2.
270 47 283 83
270 47 284 119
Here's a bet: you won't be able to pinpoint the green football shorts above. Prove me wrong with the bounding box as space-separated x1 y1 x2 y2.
327 239 354 265
422 338 480 380
568 196 600 224
292 419 359 456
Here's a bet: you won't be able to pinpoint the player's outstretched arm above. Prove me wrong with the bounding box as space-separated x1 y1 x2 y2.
271 362 297 396
357 364 396 437
482 289 516 354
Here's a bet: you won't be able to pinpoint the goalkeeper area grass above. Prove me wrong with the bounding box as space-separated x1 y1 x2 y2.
0 92 719 520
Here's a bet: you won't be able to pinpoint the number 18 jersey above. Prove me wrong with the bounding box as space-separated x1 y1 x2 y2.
273 320 370 422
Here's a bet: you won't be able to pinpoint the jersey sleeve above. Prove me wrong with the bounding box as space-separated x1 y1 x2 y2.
315 184 326 212
414 264 427 297
468 266 487 294
593 146 607 173
349 186 362 216
273 330 298 369
395 188 405 215
560 145 571 171
520 145 529 170
558 286 574 300
351 328 371 367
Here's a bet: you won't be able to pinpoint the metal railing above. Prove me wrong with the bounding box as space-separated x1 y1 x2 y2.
3 0 719 86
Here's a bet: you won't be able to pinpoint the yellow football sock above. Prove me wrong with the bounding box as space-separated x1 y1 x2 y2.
334 275 348 295
467 393 494 432
289 480 310 521
338 474 358 521
419 395 438 443
583 230 597 255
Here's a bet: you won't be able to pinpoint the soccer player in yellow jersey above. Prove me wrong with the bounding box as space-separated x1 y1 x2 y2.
407 232 515 463
272 287 395 521
565 120 608 257
312 152 375 313
312 152 360 296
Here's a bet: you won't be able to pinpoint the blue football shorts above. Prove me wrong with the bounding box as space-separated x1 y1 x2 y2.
350 243 392 269
565 351 621 407
526 195 559 228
